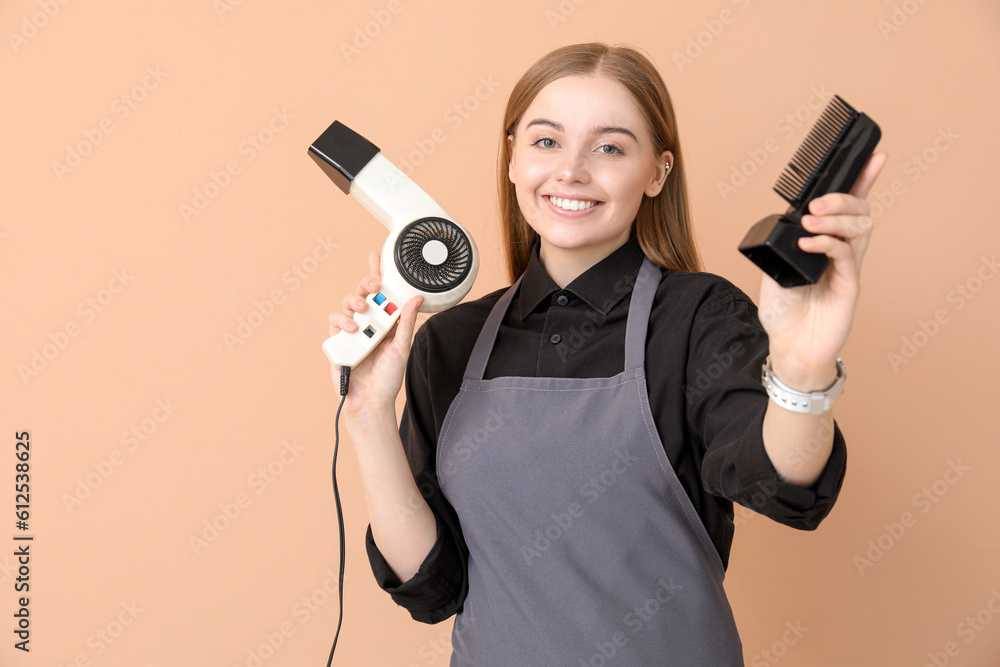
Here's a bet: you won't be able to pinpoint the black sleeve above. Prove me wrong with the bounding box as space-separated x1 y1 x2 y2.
364 326 470 624
685 283 847 530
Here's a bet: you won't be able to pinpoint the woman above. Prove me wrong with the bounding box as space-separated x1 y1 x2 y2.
330 43 885 665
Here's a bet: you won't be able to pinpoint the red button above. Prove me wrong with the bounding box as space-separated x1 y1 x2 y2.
384 302 397 315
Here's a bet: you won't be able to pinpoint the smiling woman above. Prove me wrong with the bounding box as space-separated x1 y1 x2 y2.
498 44 700 287
506 75 672 287
328 42 885 666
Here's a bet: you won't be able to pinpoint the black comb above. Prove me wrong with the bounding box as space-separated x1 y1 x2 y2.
738 95 881 287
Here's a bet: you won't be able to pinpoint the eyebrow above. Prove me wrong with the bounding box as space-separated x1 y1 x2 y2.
524 118 638 142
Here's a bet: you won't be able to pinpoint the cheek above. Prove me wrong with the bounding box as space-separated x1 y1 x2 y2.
600 165 651 205
514 186 531 211
511 179 535 218
513 157 548 187
511 163 548 205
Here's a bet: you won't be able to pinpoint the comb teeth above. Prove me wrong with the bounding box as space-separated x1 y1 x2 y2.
774 95 858 206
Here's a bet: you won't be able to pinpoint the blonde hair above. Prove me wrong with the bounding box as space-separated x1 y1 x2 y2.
498 43 702 283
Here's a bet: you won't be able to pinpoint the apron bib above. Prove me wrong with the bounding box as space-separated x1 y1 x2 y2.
437 258 743 666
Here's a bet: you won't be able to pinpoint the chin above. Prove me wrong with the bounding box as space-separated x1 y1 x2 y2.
539 231 629 255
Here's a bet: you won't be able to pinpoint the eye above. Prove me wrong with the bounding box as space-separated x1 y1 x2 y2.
599 144 623 156
531 137 558 149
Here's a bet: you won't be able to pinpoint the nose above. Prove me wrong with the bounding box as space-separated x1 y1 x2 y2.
556 148 590 183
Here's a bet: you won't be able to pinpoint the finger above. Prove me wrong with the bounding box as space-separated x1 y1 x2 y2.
802 212 873 243
849 151 888 200
806 153 887 216
369 250 382 285
387 295 424 354
808 192 870 218
329 310 358 335
798 234 861 284
802 214 872 268
355 275 379 299
343 292 368 316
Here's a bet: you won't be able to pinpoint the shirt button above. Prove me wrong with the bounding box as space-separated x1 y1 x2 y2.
549 334 562 344
556 294 569 306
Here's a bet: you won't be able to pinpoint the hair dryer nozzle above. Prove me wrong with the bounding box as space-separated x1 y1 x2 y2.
308 121 381 195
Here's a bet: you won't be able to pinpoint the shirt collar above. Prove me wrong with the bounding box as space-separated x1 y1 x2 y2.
516 235 647 321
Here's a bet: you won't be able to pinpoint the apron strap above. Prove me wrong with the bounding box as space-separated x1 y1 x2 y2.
624 257 662 372
464 273 524 381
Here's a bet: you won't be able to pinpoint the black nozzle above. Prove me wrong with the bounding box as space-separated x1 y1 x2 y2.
308 121 380 194
738 214 828 287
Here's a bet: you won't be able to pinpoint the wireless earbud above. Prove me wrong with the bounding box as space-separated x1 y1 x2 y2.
309 121 479 369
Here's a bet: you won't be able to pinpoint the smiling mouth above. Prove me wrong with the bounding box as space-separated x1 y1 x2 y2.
545 196 603 212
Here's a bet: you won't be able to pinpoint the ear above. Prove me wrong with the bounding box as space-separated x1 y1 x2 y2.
645 150 674 197
507 134 515 183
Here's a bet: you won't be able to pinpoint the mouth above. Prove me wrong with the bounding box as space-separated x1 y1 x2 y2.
544 195 604 212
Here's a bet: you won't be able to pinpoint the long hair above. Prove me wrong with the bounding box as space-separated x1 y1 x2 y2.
498 43 702 283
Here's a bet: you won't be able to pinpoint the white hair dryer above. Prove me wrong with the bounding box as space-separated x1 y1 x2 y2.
309 121 479 369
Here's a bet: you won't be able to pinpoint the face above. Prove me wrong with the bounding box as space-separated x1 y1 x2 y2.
508 74 671 270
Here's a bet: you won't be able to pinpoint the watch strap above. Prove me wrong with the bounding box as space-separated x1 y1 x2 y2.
762 357 846 415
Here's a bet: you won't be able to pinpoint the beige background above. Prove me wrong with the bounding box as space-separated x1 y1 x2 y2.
3 0 999 665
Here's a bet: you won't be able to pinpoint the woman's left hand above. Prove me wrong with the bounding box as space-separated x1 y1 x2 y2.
757 152 888 390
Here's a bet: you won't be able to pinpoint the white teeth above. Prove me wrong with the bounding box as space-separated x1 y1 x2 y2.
549 196 597 211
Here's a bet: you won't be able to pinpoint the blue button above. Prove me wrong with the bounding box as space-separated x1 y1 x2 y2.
373 292 386 305
556 294 569 306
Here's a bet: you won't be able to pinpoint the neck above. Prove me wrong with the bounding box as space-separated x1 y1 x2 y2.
538 234 629 288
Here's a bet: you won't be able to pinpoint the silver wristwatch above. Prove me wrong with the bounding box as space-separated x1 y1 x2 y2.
761 357 846 415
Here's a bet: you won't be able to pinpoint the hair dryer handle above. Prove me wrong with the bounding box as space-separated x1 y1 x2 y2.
323 291 403 369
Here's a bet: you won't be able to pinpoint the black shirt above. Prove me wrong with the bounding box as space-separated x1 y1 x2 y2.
365 235 847 624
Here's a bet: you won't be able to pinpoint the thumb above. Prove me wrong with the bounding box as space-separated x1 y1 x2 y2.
389 294 424 355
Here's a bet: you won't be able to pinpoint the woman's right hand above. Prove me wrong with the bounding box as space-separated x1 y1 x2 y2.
328 252 439 581
328 250 423 418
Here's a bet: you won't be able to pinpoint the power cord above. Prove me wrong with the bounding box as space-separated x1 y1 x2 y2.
325 366 350 666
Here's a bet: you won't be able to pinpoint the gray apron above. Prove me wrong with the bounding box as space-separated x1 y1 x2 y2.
437 257 743 666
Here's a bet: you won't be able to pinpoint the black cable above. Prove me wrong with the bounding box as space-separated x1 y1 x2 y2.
326 366 350 666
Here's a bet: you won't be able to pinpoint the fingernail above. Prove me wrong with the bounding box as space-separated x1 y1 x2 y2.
812 199 827 213
346 320 358 331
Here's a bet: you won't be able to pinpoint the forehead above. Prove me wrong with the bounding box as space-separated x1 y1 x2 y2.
518 75 648 136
